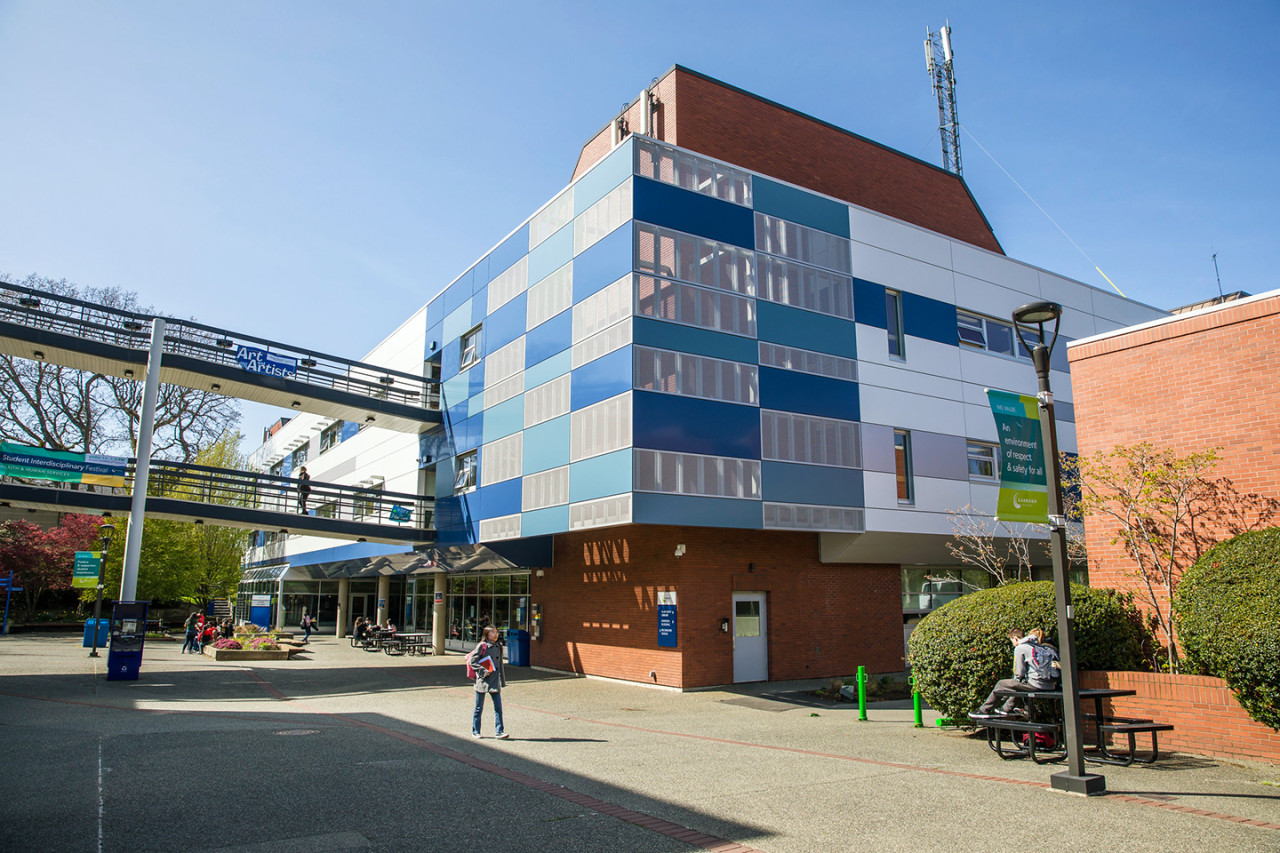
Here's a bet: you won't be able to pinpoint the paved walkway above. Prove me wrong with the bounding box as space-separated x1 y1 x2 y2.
1 633 1276 853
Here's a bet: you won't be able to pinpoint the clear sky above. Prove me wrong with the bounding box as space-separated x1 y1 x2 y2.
2 2 1276 438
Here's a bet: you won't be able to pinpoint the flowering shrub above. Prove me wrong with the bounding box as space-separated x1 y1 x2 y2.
234 623 265 635
212 638 242 650
245 637 281 651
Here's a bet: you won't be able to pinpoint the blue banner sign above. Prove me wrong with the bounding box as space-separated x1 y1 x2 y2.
388 505 411 523
657 590 677 648
236 345 297 379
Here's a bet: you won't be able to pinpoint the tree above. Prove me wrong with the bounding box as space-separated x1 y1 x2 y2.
1072 443 1280 672
0 514 105 616
0 273 239 461
945 504 1039 587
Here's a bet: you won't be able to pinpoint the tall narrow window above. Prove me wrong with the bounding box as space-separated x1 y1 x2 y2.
886 290 904 359
967 441 997 481
894 429 914 504
454 450 478 494
460 325 482 370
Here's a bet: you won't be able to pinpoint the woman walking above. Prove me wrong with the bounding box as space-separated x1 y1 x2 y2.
465 625 508 739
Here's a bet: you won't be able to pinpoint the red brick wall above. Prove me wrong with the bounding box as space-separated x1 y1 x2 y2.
1081 671 1280 765
1069 294 1280 604
572 67 1003 254
530 524 904 689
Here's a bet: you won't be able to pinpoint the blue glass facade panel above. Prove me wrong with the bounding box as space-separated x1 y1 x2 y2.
525 350 571 389
573 141 633 216
568 449 631 503
476 478 521 520
484 294 527 353
434 495 476 546
471 285 489 326
756 301 858 358
451 412 483 455
752 177 850 237
758 367 860 420
522 416 570 474
521 505 570 538
632 493 762 529
525 309 571 366
631 317 759 364
570 349 632 411
903 292 959 346
852 278 887 329
761 462 864 506
484 225 530 285
633 391 760 459
425 297 445 332
442 374 472 418
340 421 360 441
527 224 573 285
571 225 632 302
632 177 755 249
443 268 474 316
480 396 523 444
442 300 476 354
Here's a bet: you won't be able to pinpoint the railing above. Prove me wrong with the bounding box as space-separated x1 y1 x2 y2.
0 280 440 412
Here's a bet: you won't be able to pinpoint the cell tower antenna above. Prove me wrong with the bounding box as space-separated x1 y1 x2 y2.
924 23 963 176
1212 252 1223 298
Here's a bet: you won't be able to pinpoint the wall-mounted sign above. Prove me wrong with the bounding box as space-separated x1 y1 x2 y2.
388 505 412 523
236 345 297 379
657 589 677 648
434 591 443 603
72 551 101 589
250 594 271 607
0 442 126 487
986 389 1049 524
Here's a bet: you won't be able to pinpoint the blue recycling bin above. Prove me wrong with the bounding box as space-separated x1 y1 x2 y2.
506 629 530 667
83 619 110 648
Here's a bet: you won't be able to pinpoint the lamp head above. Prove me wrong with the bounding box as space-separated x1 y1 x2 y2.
1012 301 1062 325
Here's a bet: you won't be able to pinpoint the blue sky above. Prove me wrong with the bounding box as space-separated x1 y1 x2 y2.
2 2 1276 436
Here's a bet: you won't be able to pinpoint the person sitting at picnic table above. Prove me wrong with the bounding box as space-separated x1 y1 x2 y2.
968 627 1060 720
352 617 367 642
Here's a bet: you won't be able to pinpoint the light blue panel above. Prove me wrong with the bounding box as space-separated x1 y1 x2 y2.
442 374 472 415
761 461 864 506
525 349 571 389
521 504 570 538
753 177 850 237
527 225 573 285
573 139 634 216
632 317 758 363
633 493 762 529
443 299 476 348
436 456 455 499
569 449 631 503
570 347 632 410
522 415 570 474
757 301 858 358
480 395 524 444
571 223 632 300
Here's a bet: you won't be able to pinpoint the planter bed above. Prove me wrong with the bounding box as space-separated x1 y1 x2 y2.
203 646 291 661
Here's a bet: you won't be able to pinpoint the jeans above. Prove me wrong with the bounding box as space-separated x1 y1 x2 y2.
978 678 1037 713
182 631 196 653
473 690 504 736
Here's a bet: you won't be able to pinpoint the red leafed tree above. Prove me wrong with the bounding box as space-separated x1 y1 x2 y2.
0 514 105 616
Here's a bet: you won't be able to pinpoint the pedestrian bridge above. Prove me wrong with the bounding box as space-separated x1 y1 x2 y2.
0 280 441 433
0 458 434 546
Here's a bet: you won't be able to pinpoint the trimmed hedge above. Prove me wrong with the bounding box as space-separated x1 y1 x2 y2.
1174 527 1280 732
907 581 1151 724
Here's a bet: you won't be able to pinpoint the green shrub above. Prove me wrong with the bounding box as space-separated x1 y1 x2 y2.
907 581 1151 724
1174 527 1280 731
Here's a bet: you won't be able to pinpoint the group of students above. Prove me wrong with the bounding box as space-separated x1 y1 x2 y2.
350 616 398 643
181 613 233 654
968 627 1062 720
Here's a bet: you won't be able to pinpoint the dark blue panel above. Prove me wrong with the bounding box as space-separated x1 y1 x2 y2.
486 535 554 568
758 367 859 420
632 177 755 249
1051 336 1071 373
632 493 762 529
434 495 478 546
425 296 445 331
633 390 760 459
419 430 449 465
853 278 887 329
903 292 958 346
757 301 858 358
571 224 632 303
761 462 864 506
753 178 850 237
472 285 488 325
340 421 360 441
445 398 469 427
526 309 571 367
484 225 530 285
458 360 485 398
569 347 632 410
632 317 758 363
443 268 474 316
452 412 483 454
476 478 521 519
441 336 460 380
484 292 527 353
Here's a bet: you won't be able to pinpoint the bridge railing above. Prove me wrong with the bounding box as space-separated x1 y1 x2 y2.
0 280 439 412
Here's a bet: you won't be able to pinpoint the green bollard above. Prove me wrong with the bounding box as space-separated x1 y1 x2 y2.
857 665 868 721
911 676 923 728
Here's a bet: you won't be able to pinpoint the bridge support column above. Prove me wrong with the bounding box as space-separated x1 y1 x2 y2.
120 317 166 601
376 576 390 627
337 578 349 638
432 571 446 655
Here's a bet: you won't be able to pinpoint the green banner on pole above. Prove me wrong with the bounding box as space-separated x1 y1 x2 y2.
986 389 1049 524
73 551 102 589
0 442 126 487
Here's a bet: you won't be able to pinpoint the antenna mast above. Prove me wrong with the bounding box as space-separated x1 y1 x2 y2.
925 23 962 176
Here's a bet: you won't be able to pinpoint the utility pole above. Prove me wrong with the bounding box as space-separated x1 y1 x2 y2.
925 23 963 176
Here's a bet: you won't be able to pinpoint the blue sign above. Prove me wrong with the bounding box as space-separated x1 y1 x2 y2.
236 345 298 379
657 604 677 648
388 505 411 523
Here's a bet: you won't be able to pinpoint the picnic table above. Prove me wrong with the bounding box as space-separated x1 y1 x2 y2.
979 687 1172 766
380 632 431 656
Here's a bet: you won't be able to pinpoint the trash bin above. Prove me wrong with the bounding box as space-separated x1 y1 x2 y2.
506 628 530 667
83 619 110 648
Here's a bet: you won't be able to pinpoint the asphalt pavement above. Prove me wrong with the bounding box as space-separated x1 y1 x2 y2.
1 633 1277 853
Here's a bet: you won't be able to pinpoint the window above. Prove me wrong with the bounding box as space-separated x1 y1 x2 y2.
319 422 342 454
758 342 857 382
761 411 861 468
460 325 481 369
967 441 998 481
354 477 383 518
635 138 751 206
454 451 477 494
634 275 756 337
528 188 573 250
894 429 914 504
291 445 309 468
757 256 853 319
957 310 1032 361
886 290 905 359
316 501 338 519
754 213 852 274
634 347 758 406
635 223 755 296
634 449 761 499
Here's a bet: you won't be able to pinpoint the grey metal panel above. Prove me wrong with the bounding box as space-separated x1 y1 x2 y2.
860 423 896 473
911 431 968 481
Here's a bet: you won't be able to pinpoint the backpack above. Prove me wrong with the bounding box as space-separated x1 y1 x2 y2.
1027 642 1060 684
1019 730 1057 750
465 642 487 680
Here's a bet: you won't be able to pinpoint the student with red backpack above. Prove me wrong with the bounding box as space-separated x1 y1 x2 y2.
465 625 508 739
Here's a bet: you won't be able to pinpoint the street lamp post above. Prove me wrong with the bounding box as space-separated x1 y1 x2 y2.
1011 301 1105 796
89 523 115 658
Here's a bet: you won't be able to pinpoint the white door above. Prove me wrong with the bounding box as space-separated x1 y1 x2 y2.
732 592 768 683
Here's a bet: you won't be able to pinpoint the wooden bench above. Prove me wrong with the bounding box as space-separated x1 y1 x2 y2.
1092 722 1175 766
973 718 1065 764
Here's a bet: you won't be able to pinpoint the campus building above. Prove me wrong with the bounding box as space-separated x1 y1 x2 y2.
240 66 1165 688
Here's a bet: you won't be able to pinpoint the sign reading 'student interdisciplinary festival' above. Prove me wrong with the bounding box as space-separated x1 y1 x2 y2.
235 345 297 379
985 389 1050 525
